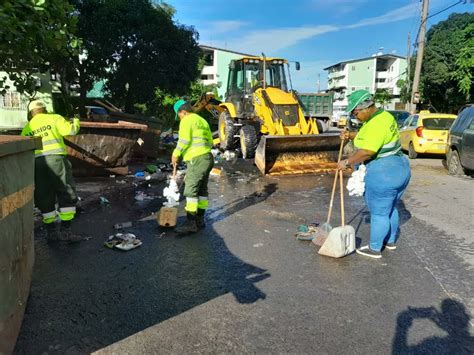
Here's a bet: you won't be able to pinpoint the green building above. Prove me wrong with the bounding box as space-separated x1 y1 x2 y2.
324 53 407 113
0 72 55 130
199 45 254 100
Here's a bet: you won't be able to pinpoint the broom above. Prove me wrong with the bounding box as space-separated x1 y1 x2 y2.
312 138 345 247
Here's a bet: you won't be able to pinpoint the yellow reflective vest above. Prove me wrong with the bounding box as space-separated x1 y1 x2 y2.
172 113 213 162
21 113 80 157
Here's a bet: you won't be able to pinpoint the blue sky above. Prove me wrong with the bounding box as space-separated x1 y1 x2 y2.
170 0 473 92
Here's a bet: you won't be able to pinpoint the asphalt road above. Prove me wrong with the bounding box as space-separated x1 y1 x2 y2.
15 157 473 354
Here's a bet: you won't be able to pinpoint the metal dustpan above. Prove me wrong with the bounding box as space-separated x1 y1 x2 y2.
318 170 355 258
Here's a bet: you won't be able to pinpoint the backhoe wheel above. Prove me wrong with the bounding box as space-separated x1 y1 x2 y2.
408 142 418 159
240 125 258 159
218 111 237 150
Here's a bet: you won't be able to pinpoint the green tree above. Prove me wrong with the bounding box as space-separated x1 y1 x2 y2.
73 0 201 113
452 23 474 100
374 89 392 108
422 13 474 112
0 0 79 96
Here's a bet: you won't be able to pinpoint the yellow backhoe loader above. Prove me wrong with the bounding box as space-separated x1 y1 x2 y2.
217 55 341 175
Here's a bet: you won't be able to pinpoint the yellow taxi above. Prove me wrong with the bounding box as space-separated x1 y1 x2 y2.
399 111 457 159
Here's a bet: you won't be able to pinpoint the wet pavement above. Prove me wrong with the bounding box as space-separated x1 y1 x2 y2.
15 158 473 354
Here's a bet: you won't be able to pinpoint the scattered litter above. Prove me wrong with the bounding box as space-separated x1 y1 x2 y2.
104 233 142 251
210 167 222 176
114 221 133 229
99 196 110 205
134 191 154 201
160 128 172 137
135 171 145 177
264 229 271 234
163 179 180 207
295 223 320 241
253 242 264 248
159 232 166 238
116 180 126 184
145 175 151 181
109 174 116 178
223 150 236 161
211 149 220 157
297 224 309 233
347 164 366 197
77 196 83 201
145 164 159 173
137 138 144 146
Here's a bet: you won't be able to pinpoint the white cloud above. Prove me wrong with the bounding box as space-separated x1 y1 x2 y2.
208 20 248 34
346 2 420 29
212 25 338 55
204 2 423 54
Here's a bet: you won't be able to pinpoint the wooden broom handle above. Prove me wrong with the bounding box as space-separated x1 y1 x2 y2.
172 163 177 180
326 139 345 224
339 169 345 226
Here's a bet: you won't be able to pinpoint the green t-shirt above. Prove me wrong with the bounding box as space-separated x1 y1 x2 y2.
354 110 400 158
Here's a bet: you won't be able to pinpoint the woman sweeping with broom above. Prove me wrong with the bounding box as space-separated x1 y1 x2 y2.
338 90 411 259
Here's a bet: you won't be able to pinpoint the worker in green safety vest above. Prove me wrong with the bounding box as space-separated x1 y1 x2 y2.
21 100 82 242
171 99 214 234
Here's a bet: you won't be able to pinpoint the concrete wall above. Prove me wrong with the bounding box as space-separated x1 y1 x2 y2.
0 72 54 129
0 136 38 354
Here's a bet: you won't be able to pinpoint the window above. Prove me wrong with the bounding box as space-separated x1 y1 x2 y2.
0 91 27 111
203 50 214 66
201 74 214 80
351 66 355 71
351 87 355 91
376 78 386 83
409 115 419 127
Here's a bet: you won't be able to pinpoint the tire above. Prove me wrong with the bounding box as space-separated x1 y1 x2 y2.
316 119 329 133
447 149 464 176
408 142 418 159
240 125 258 159
218 111 237 150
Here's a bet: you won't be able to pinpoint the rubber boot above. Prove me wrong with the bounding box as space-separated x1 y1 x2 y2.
196 209 206 229
59 220 83 243
175 212 199 235
45 223 59 243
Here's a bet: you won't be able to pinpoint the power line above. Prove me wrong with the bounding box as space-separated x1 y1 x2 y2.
414 0 463 47
427 0 463 19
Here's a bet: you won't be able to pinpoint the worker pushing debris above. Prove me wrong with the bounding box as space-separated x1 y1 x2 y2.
171 99 214 235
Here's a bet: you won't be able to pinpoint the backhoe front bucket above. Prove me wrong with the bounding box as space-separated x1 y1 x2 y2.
255 133 341 175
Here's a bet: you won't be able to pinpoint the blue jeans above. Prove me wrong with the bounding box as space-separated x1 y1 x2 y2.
364 155 411 251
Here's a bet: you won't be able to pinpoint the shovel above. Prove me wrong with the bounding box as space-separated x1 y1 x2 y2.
318 169 356 258
312 139 345 247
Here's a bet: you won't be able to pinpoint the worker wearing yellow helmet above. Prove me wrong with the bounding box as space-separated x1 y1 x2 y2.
172 99 214 234
21 100 82 242
339 90 411 259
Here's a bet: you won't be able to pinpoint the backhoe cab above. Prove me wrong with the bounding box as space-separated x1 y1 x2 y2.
218 55 340 175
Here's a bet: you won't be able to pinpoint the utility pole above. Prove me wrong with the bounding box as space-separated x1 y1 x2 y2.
411 0 429 113
406 32 411 111
317 73 321 93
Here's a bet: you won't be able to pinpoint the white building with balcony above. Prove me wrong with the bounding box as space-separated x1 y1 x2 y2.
324 54 407 111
